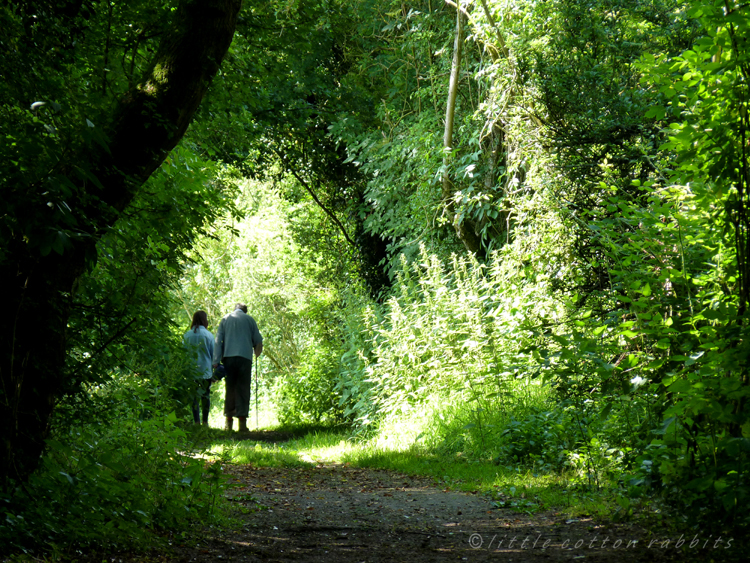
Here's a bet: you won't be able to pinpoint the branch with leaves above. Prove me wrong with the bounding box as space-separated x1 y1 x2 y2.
272 148 357 248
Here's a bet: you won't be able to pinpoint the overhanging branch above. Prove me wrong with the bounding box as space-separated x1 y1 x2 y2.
272 148 357 248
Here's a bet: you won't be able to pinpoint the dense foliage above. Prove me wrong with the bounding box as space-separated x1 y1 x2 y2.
1 0 241 487
3 0 750 556
1 0 240 554
1 354 227 552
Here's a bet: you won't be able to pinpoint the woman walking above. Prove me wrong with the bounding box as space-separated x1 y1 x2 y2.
183 310 214 426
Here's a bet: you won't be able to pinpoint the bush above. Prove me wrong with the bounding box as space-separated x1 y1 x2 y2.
0 354 228 554
273 342 345 425
496 409 570 472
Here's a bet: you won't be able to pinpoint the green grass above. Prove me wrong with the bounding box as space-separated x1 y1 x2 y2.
212 441 313 467
341 446 625 518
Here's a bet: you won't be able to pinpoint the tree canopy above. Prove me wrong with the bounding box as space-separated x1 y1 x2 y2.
2 0 750 554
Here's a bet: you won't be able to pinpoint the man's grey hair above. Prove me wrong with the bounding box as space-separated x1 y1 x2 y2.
234 303 248 313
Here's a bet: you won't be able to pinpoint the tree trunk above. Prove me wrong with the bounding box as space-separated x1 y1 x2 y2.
442 3 483 255
0 0 242 489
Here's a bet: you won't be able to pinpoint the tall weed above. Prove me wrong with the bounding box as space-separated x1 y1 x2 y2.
336 245 565 464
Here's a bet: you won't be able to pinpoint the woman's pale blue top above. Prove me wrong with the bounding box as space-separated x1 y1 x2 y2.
183 325 215 379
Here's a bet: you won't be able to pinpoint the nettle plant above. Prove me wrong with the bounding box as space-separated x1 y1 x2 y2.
336 244 559 454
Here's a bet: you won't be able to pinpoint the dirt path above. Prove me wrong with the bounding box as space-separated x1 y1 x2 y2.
162 459 714 563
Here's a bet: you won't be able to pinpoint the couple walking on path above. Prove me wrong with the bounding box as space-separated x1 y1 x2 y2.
183 304 263 431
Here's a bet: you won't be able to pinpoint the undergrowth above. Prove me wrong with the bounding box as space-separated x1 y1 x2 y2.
0 356 231 556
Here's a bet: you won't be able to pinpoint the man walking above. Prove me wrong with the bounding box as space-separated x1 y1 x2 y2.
213 303 263 432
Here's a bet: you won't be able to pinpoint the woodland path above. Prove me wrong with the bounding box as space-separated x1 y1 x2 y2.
92 431 725 563
155 432 694 563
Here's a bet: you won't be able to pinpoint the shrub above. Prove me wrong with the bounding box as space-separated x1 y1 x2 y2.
496 409 570 472
273 341 345 425
0 355 228 554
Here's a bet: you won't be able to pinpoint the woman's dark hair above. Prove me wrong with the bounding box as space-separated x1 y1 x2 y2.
191 310 208 333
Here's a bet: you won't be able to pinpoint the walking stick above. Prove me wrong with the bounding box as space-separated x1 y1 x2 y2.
255 353 259 429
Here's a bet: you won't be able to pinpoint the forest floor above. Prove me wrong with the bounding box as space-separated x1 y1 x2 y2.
88 431 734 563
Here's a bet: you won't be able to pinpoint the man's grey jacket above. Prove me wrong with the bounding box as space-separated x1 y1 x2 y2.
213 309 263 364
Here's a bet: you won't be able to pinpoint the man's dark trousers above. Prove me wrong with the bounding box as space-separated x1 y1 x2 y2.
223 356 252 418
